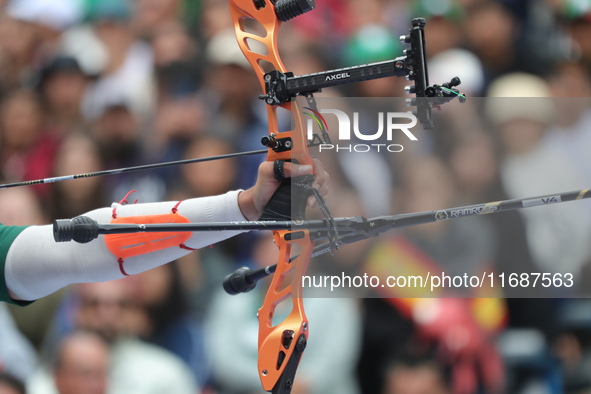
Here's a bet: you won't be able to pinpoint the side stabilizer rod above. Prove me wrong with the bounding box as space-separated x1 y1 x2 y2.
53 187 591 293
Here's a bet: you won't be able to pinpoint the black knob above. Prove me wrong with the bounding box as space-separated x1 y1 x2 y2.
404 85 416 95
450 76 461 87
274 0 315 22
223 267 257 295
425 86 436 97
412 18 426 27
53 216 99 243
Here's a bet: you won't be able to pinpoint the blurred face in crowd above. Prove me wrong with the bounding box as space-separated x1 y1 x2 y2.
568 18 591 64
126 264 172 309
548 63 591 98
76 281 135 342
92 105 138 157
53 134 103 203
155 96 205 142
0 387 18 394
0 374 25 394
383 363 449 394
0 16 36 63
54 332 109 394
424 17 462 58
547 63 591 128
0 91 42 151
209 64 259 105
133 0 180 36
449 134 498 197
345 0 386 30
497 119 545 156
0 187 45 226
95 20 131 50
465 3 516 65
0 383 22 394
200 0 233 39
151 23 195 67
182 137 237 197
42 71 88 116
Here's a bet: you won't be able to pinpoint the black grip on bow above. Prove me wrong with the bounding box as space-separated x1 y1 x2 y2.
259 175 314 221
272 334 307 394
53 216 100 243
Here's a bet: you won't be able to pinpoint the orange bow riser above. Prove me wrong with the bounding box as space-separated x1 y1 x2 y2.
229 1 317 392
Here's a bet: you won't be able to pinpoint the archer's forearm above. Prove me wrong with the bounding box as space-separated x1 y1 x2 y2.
5 191 247 301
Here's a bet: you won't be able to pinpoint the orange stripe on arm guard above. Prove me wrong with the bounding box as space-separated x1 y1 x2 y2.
106 210 195 277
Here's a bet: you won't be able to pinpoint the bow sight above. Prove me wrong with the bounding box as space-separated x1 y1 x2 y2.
258 17 466 129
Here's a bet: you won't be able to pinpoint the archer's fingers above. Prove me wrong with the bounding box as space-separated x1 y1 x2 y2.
314 161 330 194
308 158 330 208
282 162 313 179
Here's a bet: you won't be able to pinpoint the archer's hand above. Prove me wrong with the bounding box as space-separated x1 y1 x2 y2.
238 158 330 221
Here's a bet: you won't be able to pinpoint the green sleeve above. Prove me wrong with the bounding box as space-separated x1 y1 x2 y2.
0 225 33 306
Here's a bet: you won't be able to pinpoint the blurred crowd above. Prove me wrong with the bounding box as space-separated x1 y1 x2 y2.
1 0 591 393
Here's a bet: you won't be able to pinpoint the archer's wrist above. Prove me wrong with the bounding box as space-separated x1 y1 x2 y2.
238 188 260 221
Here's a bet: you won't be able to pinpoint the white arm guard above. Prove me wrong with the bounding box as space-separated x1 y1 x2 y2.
5 191 246 301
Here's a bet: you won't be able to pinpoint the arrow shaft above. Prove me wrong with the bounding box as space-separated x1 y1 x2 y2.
0 149 268 189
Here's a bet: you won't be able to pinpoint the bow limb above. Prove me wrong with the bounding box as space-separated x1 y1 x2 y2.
229 1 315 392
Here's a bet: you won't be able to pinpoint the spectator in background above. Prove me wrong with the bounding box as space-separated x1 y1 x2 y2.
0 372 26 394
0 185 46 226
180 136 238 198
0 89 59 199
132 0 183 39
338 24 402 216
464 1 521 88
49 133 108 220
199 0 233 40
0 0 82 96
53 331 110 394
0 14 38 94
37 56 90 136
82 0 155 122
0 304 37 384
546 62 591 185
486 73 591 278
5 0 82 58
31 280 198 394
358 155 504 394
123 263 209 387
561 0 591 71
145 94 205 190
342 23 405 97
428 48 485 98
151 21 201 97
343 0 389 35
411 0 465 59
203 28 269 189
382 355 450 394
89 98 165 202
